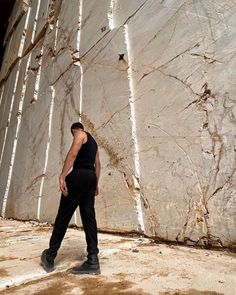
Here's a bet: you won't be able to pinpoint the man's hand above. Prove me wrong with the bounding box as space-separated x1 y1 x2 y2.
59 175 68 197
95 186 99 196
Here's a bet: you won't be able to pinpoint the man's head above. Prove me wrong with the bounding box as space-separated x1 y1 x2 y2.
71 122 84 135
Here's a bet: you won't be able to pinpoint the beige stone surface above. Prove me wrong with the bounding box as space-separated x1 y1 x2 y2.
0 219 235 295
121 0 236 246
81 26 138 231
79 0 110 56
40 65 81 223
4 0 29 44
1 11 29 79
0 57 29 215
0 0 235 249
5 28 54 219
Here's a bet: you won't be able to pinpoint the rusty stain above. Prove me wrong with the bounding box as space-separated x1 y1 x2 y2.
79 277 149 295
0 256 18 262
24 174 46 192
0 268 9 277
2 273 148 295
159 290 223 295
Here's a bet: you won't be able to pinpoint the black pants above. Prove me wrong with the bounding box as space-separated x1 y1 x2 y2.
46 169 99 260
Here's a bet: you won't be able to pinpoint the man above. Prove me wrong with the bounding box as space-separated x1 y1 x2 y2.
41 122 101 275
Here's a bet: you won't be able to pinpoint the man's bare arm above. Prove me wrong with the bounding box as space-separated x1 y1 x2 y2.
59 131 85 196
95 150 101 196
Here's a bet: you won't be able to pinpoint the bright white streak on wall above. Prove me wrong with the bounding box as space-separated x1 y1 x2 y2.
77 0 83 51
77 0 83 123
79 62 83 122
124 24 145 233
1 54 32 217
73 0 84 225
108 0 116 30
31 0 42 43
37 86 55 220
19 7 31 56
0 84 5 108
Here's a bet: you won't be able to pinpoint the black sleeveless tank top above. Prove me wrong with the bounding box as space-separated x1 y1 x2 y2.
73 132 98 171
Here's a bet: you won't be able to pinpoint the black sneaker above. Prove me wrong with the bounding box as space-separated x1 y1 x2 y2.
41 249 55 273
71 255 100 275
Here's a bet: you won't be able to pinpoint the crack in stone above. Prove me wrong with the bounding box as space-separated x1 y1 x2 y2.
95 103 130 131
0 24 48 88
123 0 149 26
190 52 223 64
176 193 194 242
136 2 186 59
137 43 200 84
24 174 46 193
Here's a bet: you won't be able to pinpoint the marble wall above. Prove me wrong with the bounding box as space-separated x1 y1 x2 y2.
0 0 235 249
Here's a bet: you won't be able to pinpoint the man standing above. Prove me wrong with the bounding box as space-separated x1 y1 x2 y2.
41 122 101 275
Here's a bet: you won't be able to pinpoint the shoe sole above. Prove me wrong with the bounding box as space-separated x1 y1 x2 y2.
40 261 55 273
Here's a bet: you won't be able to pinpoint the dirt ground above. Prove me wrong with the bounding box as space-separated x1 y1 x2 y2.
0 219 235 295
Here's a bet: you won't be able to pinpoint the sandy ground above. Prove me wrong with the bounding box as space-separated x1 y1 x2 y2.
0 219 235 295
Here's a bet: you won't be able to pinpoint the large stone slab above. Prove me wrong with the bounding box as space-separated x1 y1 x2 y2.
0 0 235 248
81 27 138 231
23 0 41 53
4 0 29 44
40 65 81 223
5 28 55 219
0 56 30 215
126 0 236 245
55 0 81 53
0 62 20 144
0 62 20 213
1 11 30 80
34 0 51 42
79 0 110 57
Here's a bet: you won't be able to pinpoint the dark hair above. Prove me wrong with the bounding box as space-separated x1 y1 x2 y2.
71 122 84 133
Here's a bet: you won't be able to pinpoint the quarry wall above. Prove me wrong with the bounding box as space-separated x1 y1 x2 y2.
0 0 235 249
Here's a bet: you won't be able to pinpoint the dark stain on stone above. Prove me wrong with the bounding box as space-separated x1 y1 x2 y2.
160 290 224 295
0 268 9 277
118 53 125 60
80 114 126 170
31 280 72 295
79 277 149 295
34 227 51 232
0 256 17 262
101 26 107 33
2 273 72 295
2 273 148 295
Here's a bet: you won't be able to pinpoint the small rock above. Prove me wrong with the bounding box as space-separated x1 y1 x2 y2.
132 249 139 253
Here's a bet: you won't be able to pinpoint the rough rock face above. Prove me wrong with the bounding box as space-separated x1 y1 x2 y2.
0 0 235 248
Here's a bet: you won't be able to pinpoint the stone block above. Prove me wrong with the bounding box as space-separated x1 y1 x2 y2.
81 27 138 231
55 0 81 53
79 0 110 57
40 65 81 223
1 12 29 80
34 0 50 42
5 30 54 219
23 0 41 54
125 0 236 244
4 0 29 44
